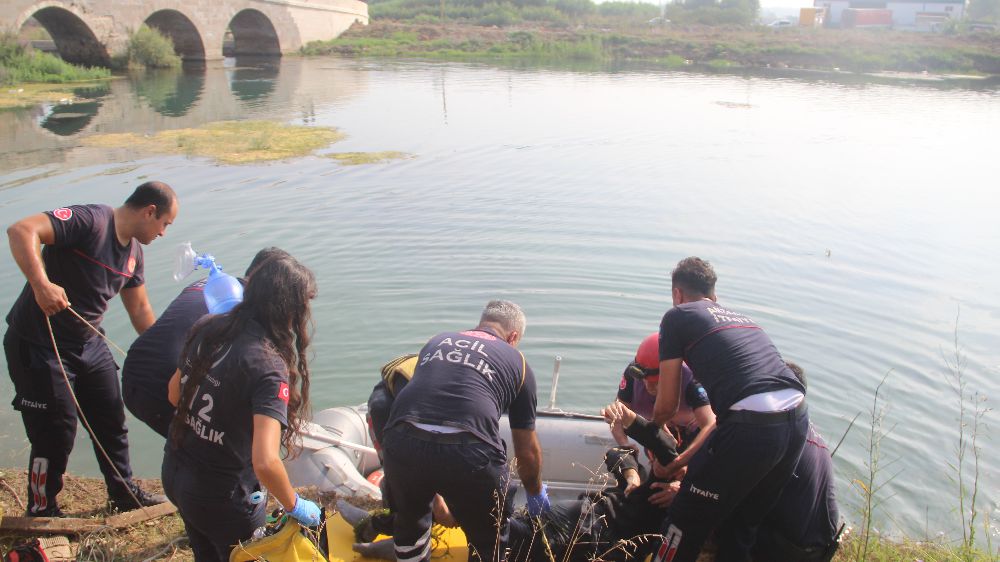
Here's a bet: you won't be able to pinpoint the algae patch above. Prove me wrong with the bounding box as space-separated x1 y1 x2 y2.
1 83 79 110
327 151 413 166
82 120 346 165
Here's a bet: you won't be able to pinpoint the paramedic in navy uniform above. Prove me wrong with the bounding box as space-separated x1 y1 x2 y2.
122 247 290 438
651 257 808 562
4 182 178 516
381 300 549 562
164 253 321 562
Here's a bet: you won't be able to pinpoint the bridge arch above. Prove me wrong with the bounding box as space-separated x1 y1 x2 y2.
144 9 206 61
20 4 109 67
226 9 281 57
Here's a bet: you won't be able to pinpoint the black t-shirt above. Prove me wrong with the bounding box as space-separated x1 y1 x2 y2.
122 279 208 398
6 204 144 346
659 300 803 413
385 327 537 453
166 319 289 488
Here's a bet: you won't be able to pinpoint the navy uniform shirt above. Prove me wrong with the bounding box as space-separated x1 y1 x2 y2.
6 204 144 346
167 318 289 488
659 300 804 413
122 279 208 399
386 327 536 454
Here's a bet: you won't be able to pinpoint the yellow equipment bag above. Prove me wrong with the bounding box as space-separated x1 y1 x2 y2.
229 520 328 562
325 513 469 562
229 512 468 562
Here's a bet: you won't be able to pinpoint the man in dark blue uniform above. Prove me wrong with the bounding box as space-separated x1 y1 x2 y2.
4 182 178 516
122 247 290 438
652 257 808 562
752 363 841 562
381 300 548 562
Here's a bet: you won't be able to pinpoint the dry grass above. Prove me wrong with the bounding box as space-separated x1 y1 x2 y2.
81 120 347 165
0 468 192 561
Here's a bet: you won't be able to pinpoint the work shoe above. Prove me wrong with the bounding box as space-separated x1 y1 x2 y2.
107 482 167 512
25 505 65 517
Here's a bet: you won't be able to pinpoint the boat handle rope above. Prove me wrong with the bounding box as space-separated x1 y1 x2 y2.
45 308 150 517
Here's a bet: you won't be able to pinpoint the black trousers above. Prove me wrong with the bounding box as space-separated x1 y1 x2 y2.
162 453 266 562
654 406 809 562
382 425 510 562
4 330 134 513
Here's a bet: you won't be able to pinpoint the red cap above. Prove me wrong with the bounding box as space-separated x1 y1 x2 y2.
635 333 659 370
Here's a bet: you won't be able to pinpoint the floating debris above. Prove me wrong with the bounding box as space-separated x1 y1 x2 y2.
326 151 414 166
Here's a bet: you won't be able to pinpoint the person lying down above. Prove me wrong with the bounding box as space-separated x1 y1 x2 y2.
339 402 683 562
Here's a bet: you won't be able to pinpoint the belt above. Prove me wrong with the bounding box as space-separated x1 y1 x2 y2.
395 422 484 445
722 401 807 425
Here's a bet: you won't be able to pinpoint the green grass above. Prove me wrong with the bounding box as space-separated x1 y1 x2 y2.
0 34 110 86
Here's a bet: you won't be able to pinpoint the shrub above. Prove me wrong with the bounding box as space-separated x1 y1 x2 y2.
126 25 181 69
477 3 522 26
0 33 110 85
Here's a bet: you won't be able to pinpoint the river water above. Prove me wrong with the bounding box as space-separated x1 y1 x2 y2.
1 56 997 541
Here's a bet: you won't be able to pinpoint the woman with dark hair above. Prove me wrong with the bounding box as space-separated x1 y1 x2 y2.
163 252 321 562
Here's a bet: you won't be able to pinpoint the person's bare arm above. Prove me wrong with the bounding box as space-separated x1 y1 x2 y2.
7 214 67 316
511 428 543 495
167 369 182 407
252 414 297 510
121 285 155 335
652 358 683 426
661 405 716 475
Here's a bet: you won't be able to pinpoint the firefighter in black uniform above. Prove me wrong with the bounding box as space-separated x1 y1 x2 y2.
4 182 178 516
652 257 809 562
381 300 549 562
163 253 321 562
122 247 290 438
752 363 841 562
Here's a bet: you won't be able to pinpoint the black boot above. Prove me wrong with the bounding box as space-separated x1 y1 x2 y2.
107 481 167 512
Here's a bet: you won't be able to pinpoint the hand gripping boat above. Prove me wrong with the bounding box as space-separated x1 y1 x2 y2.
284 357 622 501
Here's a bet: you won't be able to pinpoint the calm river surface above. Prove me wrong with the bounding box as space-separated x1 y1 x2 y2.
1 56 997 540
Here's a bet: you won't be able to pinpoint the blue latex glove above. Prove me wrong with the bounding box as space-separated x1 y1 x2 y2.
526 484 551 517
287 494 322 526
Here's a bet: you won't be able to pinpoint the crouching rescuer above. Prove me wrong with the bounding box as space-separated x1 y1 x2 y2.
380 300 550 562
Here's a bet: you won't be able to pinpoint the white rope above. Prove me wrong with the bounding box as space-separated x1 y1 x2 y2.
66 307 128 357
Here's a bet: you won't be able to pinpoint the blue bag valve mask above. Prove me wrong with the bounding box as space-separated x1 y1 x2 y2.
173 242 244 314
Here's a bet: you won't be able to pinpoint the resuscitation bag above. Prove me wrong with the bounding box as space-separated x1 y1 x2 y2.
229 519 328 562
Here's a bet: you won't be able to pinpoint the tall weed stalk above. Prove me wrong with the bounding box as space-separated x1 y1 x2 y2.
852 370 900 562
942 309 992 559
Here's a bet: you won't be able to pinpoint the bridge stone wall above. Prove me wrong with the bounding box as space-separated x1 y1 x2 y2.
2 0 368 64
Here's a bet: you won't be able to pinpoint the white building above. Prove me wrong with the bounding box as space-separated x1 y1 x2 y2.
814 0 966 26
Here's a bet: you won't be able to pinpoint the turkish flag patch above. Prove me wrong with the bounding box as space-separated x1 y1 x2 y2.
278 382 290 404
619 377 627 390
53 208 73 221
127 257 137 274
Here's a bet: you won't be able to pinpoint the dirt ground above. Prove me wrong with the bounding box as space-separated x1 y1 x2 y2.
0 468 348 561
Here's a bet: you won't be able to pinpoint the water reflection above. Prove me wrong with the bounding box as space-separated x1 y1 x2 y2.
37 83 109 136
0 57 368 172
226 56 280 102
131 64 206 117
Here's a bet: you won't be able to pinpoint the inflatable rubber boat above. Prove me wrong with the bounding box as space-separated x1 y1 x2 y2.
284 358 623 501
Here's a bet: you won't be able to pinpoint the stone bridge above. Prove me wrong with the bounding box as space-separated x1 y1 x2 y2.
2 0 369 65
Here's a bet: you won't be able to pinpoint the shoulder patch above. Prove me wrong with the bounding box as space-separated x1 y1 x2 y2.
278 382 290 404
619 376 627 391
53 208 73 221
127 257 137 274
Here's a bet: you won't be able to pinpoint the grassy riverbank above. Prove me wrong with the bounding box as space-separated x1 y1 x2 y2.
304 21 1000 75
2 467 995 561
